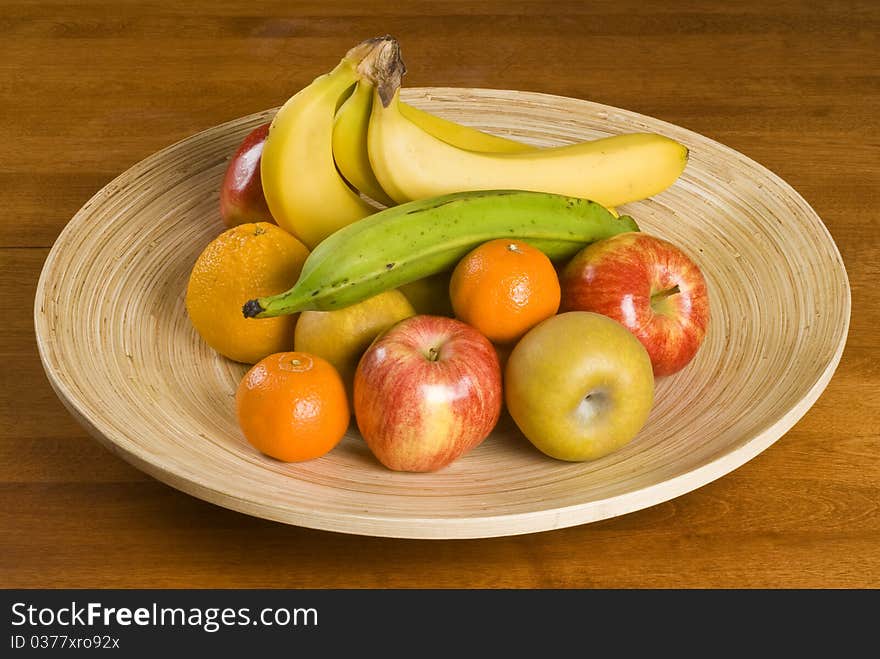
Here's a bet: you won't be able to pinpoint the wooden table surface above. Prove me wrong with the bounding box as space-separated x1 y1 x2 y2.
2 0 878 589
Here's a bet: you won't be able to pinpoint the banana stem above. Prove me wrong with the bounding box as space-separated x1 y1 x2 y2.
344 35 396 67
358 37 406 107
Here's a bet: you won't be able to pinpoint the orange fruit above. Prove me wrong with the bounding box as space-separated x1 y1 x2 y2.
449 239 561 344
185 222 309 364
236 351 350 462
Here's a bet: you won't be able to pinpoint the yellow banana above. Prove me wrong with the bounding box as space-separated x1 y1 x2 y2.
399 102 534 153
333 81 397 207
364 40 688 208
261 37 386 249
333 79 533 207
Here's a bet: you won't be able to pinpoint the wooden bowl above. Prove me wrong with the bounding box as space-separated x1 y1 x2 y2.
34 88 850 539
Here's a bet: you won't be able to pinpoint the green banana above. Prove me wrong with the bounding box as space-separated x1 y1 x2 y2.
243 190 638 318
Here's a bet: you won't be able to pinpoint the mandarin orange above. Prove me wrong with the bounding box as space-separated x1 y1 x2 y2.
236 351 350 462
449 239 561 344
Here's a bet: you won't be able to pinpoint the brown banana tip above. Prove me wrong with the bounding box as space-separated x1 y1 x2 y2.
242 299 264 319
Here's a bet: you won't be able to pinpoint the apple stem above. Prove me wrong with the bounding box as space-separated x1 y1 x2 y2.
427 346 441 362
651 284 680 303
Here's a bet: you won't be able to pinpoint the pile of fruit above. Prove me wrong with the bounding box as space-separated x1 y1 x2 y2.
186 36 710 473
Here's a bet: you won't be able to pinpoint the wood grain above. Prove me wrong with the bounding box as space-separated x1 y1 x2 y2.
2 0 879 586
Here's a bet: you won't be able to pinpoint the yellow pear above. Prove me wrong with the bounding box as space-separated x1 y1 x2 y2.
294 290 415 405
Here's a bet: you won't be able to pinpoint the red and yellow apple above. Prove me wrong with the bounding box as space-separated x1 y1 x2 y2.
219 123 275 228
560 232 709 377
353 315 502 472
505 311 654 462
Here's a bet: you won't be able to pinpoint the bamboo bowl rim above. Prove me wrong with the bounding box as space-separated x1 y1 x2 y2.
34 87 850 539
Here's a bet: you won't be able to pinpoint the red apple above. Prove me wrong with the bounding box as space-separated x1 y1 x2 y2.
353 315 502 472
219 123 275 228
560 232 710 376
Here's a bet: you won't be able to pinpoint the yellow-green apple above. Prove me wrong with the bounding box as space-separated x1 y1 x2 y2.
219 123 275 228
354 315 502 472
560 232 709 376
505 311 654 461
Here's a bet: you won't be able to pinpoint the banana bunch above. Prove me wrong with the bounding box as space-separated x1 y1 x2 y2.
261 35 687 250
